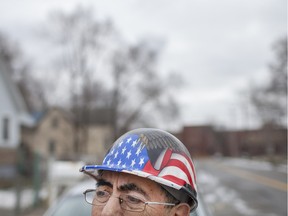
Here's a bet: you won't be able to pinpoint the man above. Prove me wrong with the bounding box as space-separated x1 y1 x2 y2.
80 128 198 216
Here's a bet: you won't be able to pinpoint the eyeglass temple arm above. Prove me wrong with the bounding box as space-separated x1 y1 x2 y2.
145 201 176 206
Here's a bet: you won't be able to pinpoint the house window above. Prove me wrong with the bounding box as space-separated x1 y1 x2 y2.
2 117 9 141
48 140 56 155
51 118 59 129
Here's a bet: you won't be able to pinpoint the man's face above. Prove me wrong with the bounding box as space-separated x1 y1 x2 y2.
90 171 179 216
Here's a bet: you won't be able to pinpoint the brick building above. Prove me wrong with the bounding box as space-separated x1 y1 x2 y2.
176 126 219 157
175 125 287 157
222 127 287 157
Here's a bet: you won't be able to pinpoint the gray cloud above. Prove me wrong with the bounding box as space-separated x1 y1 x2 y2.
0 0 285 130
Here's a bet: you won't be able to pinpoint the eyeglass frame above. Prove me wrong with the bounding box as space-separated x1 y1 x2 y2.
83 189 177 212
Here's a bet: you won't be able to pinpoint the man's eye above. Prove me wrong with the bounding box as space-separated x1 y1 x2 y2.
96 190 107 197
125 195 143 204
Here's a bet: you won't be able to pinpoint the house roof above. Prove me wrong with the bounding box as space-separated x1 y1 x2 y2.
85 108 111 125
0 58 34 126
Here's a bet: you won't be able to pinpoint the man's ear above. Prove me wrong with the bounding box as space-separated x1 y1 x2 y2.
171 203 190 216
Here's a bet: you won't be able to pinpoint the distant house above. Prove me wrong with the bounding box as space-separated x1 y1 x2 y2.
0 58 34 179
85 124 112 163
0 58 34 148
80 108 113 163
22 107 113 162
22 107 75 159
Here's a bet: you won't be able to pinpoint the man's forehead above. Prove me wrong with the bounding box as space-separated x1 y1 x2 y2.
99 171 162 192
100 170 148 184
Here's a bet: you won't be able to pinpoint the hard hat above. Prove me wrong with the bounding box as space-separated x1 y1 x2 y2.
80 128 198 210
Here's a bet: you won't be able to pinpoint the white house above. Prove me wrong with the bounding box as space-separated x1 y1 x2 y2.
0 58 34 148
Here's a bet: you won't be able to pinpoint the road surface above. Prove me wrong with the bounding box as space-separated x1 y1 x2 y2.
195 158 287 216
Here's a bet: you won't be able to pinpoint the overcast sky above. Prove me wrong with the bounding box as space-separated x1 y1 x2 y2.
0 0 286 130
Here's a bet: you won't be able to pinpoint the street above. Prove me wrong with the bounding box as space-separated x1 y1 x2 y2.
0 157 286 216
195 158 287 216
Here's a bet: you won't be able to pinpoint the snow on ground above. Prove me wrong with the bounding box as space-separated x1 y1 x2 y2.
222 158 287 173
0 160 85 210
0 189 16 209
0 188 46 209
196 157 283 216
197 171 259 216
50 160 85 180
197 170 279 216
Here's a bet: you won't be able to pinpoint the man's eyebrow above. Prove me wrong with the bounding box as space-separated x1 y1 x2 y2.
96 178 113 188
118 183 149 198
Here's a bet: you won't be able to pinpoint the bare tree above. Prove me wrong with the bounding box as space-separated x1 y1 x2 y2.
249 37 287 128
42 6 113 154
109 40 182 139
41 6 183 149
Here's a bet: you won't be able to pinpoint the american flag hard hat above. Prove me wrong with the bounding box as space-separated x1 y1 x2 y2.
80 128 198 210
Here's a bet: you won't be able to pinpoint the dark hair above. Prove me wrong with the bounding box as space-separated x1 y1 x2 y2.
160 185 196 209
160 186 180 207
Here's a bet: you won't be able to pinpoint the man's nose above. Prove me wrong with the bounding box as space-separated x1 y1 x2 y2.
101 197 123 216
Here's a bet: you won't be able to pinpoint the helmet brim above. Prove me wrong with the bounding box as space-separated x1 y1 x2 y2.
80 164 181 190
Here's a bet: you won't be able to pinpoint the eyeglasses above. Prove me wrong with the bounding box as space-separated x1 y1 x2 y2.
83 189 176 212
